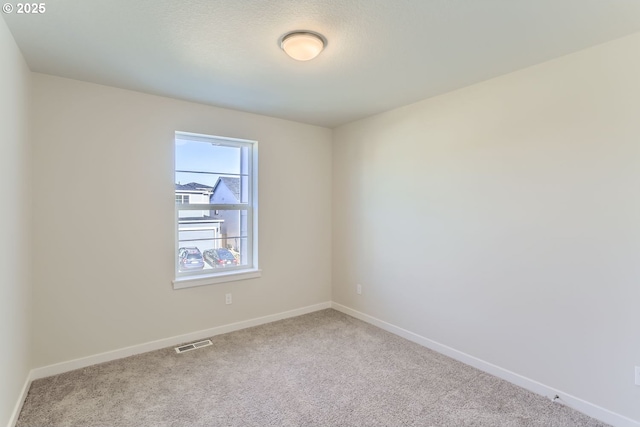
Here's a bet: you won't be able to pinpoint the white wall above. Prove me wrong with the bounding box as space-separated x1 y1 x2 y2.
333 32 640 422
30 74 332 367
0 16 31 427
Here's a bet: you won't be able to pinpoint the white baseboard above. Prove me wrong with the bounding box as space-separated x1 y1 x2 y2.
331 302 640 427
7 373 32 427
30 301 331 381
14 301 638 427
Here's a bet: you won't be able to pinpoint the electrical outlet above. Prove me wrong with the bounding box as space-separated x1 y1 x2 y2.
635 366 640 386
356 284 362 295
225 293 232 305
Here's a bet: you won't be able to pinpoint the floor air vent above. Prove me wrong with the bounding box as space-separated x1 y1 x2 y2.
175 339 213 354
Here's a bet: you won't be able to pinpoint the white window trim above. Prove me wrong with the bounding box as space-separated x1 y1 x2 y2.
173 131 259 289
173 268 262 289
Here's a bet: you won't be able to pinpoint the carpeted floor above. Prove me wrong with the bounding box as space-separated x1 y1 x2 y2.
17 309 609 427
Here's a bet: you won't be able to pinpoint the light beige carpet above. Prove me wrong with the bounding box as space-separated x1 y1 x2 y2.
17 309 609 426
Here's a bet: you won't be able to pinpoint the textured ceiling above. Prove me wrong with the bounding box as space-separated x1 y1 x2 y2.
4 0 640 127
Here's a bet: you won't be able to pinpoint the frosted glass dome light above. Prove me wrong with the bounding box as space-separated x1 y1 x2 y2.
280 31 326 61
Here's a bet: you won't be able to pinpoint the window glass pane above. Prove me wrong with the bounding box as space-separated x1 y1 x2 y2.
175 133 256 282
177 209 249 270
175 140 241 175
175 171 218 190
210 176 242 205
175 194 190 204
177 246 205 272
175 141 249 205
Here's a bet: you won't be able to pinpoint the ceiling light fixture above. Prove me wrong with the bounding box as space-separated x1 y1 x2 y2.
280 31 326 61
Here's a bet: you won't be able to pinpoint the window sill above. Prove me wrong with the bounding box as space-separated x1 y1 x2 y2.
173 268 262 290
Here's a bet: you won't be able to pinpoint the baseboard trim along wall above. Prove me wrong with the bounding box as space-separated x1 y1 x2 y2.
8 375 32 427
9 301 331 427
29 302 331 381
331 302 640 427
12 301 638 427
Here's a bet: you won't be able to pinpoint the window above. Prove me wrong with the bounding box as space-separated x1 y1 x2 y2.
175 194 190 204
173 132 259 289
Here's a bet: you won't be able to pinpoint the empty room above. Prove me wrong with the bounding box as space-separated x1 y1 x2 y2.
2 1 639 426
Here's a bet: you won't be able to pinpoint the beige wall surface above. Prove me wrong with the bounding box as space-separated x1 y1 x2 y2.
9 21 640 427
0 16 32 427
30 74 332 367
332 33 640 421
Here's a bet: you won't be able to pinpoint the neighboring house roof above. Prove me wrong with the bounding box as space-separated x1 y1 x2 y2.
175 182 213 193
212 177 240 201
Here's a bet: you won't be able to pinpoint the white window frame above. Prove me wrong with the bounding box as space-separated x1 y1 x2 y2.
173 132 260 289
